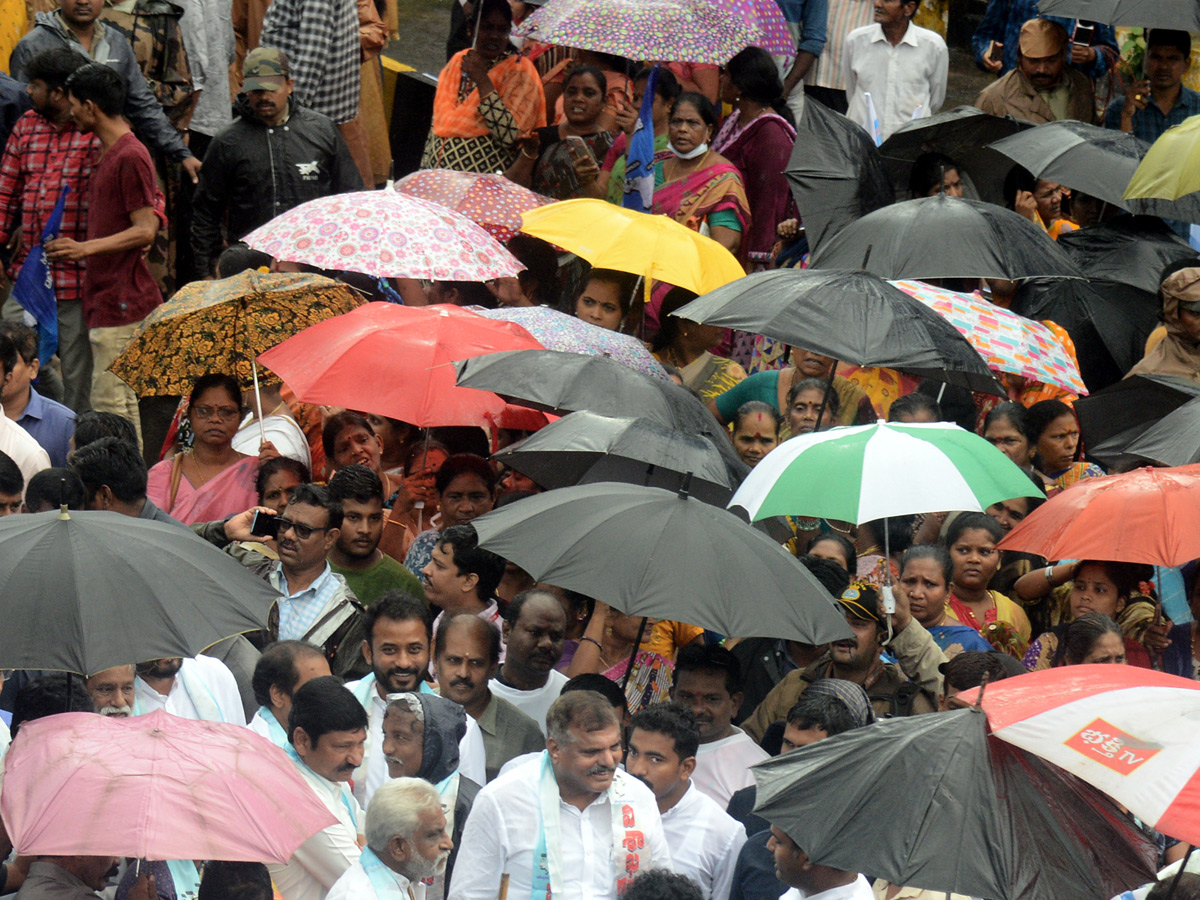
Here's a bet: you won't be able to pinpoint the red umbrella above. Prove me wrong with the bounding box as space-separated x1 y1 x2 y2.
997 464 1200 568
393 170 553 243
258 303 547 428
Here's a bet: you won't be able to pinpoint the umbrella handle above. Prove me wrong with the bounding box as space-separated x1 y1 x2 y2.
814 361 838 433
620 617 649 696
252 360 267 449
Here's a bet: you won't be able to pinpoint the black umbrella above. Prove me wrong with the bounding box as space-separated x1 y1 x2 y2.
470 482 853 645
879 105 1029 205
783 95 893 253
493 410 735 503
807 194 1084 281
0 510 279 675
1055 216 1195 295
1037 0 1200 30
1012 277 1161 391
674 268 1003 395
1076 375 1200 467
752 707 1157 900
987 120 1148 210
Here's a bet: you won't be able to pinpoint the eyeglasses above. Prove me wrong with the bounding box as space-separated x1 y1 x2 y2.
191 405 241 422
276 517 328 540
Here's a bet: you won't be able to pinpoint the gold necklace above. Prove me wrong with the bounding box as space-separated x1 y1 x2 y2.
187 449 215 486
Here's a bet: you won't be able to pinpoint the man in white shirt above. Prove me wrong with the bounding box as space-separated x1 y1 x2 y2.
248 640 332 747
448 690 672 900
133 655 245 723
271 676 366 900
843 0 947 140
672 645 769 808
0 407 49 489
626 703 746 900
345 593 486 807
329 777 452 900
769 824 874 900
488 590 569 733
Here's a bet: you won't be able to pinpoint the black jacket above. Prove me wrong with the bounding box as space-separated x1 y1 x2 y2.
191 97 362 275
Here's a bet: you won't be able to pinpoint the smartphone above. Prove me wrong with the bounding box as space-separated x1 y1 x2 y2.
565 135 598 169
986 40 1003 64
1072 21 1095 47
250 510 279 539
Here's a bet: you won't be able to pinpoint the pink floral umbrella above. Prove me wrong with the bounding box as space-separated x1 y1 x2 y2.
1 710 337 862
394 170 553 243
243 190 525 281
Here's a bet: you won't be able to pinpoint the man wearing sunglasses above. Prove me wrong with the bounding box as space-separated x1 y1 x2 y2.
262 482 369 680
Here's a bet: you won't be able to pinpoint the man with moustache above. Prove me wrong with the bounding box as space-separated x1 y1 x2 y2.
975 19 1095 124
271 677 366 900
16 856 155 900
132 655 245 723
434 615 544 782
448 691 672 900
345 593 486 806
487 590 568 733
327 778 454 900
190 47 360 278
85 665 136 717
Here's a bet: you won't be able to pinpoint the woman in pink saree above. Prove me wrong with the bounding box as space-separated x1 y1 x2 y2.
147 374 259 524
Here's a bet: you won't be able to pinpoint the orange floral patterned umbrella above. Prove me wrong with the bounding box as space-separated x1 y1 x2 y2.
109 270 363 396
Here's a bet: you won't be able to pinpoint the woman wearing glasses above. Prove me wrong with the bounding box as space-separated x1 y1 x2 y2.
147 373 263 523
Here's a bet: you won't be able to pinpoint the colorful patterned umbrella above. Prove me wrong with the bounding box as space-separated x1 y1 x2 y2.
894 280 1088 396
393 170 553 243
109 270 362 396
476 306 669 378
257 302 546 428
725 0 794 57
515 0 766 65
243 191 524 281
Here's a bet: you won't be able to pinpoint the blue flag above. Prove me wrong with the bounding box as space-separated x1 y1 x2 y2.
622 66 659 212
12 185 68 367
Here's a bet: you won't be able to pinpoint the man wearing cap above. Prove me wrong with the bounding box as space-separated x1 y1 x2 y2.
190 47 362 278
1128 267 1200 383
742 582 941 742
974 19 1095 124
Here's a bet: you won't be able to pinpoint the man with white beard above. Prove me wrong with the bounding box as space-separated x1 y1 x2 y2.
85 665 137 717
328 777 453 900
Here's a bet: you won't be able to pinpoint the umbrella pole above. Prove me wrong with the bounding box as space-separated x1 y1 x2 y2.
814 361 838 432
620 616 649 695
470 0 483 50
1165 844 1195 900
252 359 267 448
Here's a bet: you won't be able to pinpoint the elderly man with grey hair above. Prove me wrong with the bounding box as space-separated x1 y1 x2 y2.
327 777 453 900
447 691 673 900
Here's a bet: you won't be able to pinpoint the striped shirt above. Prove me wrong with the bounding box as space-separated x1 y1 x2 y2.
260 0 360 124
272 562 345 640
804 0 875 91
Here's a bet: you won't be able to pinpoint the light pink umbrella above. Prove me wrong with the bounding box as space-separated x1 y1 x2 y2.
1 710 338 862
242 190 525 281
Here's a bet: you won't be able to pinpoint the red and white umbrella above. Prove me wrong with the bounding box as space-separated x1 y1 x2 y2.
960 665 1200 844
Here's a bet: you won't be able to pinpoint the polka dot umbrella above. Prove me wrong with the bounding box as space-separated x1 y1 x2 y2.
394 170 554 243
242 190 524 281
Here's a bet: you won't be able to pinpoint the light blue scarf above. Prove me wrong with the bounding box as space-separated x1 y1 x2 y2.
360 846 414 900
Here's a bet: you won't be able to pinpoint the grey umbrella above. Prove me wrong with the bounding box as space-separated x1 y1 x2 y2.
784 94 893 253
470 482 852 645
673 268 1003 395
494 410 735 497
752 708 1157 900
0 509 279 675
1077 375 1200 468
1037 0 1200 30
807 194 1084 281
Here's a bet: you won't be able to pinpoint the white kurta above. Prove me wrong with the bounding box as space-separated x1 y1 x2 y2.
345 677 487 806
0 406 49 489
660 783 746 900
327 855 426 900
692 728 769 809
780 875 876 900
270 758 363 900
448 757 672 900
488 669 569 734
133 656 246 724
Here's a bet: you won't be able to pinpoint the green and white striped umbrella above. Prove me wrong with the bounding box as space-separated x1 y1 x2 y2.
729 420 1043 523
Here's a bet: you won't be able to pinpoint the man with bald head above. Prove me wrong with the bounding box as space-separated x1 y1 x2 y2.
434 614 545 782
488 590 570 734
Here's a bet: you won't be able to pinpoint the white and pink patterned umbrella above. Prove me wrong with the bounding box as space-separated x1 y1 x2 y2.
960 665 1200 846
243 190 525 281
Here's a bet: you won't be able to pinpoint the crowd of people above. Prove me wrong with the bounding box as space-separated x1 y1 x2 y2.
1 0 1200 900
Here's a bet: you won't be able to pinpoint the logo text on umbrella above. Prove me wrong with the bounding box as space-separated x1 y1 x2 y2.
1064 718 1162 774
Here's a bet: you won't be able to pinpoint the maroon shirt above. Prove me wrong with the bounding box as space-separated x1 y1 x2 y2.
84 131 162 328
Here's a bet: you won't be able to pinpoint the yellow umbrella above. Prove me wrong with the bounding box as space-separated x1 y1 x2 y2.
1123 114 1200 201
518 198 745 300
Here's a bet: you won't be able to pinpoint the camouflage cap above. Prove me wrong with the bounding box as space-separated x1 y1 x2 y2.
243 47 290 92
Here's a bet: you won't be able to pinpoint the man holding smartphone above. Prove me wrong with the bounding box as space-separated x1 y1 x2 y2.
1104 30 1200 143
971 4 1117 82
975 19 1096 124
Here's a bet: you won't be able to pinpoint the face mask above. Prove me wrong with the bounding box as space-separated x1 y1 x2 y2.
670 141 709 160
